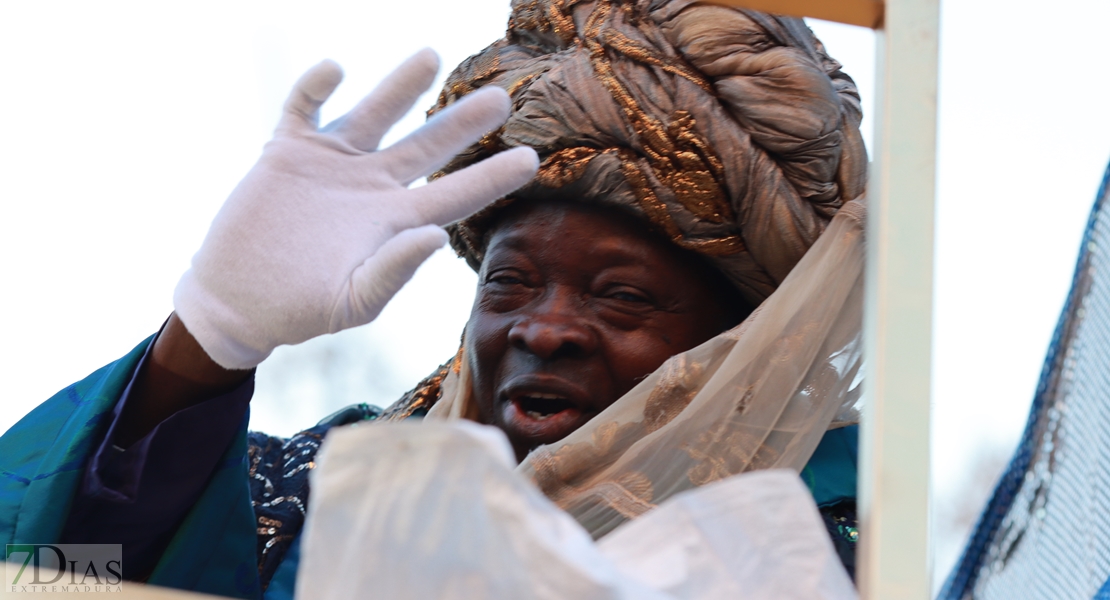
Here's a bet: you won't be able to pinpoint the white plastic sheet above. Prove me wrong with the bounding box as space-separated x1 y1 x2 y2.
296 422 856 600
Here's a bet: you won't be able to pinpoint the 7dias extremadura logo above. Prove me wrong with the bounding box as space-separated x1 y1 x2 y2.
5 545 122 593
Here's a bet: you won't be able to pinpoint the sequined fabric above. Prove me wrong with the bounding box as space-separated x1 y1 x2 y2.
819 501 859 582
939 163 1110 598
430 0 867 307
247 403 381 590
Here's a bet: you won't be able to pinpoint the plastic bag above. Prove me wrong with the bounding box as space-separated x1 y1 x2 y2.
295 422 856 600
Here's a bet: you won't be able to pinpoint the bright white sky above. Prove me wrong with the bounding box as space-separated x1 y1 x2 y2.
2 0 1109 587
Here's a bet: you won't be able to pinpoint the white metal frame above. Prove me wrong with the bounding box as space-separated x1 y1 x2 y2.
859 2 939 598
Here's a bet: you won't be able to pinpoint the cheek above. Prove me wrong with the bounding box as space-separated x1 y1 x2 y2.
603 327 685 396
465 311 512 406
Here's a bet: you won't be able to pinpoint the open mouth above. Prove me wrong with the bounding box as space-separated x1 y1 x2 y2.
498 379 590 447
514 393 576 420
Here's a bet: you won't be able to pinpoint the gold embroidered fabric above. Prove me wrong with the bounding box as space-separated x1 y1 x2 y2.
427 200 866 538
431 0 867 307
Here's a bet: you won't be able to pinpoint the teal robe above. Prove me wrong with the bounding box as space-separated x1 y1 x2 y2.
0 337 262 599
1 339 857 599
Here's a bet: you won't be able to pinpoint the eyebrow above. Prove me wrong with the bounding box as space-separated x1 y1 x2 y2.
488 232 655 268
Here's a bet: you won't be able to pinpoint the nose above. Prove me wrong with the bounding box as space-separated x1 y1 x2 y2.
507 288 599 360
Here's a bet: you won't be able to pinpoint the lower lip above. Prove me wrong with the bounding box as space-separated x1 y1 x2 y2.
501 399 584 444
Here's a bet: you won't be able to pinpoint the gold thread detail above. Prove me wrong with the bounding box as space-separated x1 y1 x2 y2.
536 147 601 188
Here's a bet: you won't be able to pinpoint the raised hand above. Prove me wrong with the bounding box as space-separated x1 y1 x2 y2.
173 49 538 369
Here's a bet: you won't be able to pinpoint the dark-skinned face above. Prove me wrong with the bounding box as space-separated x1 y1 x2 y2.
466 200 745 462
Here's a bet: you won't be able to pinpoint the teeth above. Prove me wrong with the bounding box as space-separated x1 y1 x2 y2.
529 393 566 400
525 410 553 420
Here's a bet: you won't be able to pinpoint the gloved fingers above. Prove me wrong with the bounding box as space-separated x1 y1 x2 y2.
379 86 512 186
327 48 440 152
336 225 448 330
400 146 538 227
277 60 345 134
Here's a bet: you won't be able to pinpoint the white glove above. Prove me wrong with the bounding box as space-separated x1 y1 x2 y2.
173 49 538 369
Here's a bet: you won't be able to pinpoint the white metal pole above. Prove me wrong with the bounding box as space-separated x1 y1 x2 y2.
858 0 940 597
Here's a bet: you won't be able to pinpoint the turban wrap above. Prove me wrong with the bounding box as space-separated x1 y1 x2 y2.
432 0 868 305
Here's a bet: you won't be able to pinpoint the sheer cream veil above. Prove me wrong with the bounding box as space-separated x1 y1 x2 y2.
427 198 865 538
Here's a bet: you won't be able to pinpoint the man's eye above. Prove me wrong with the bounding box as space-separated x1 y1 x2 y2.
486 273 526 286
608 290 651 304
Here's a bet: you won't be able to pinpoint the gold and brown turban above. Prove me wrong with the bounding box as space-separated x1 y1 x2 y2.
431 0 867 306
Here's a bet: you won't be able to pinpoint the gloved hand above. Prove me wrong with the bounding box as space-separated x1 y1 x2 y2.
174 49 538 369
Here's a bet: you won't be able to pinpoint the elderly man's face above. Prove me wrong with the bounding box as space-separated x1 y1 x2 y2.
466 201 744 461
